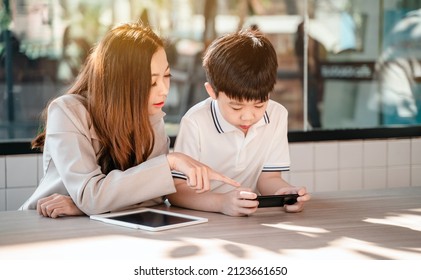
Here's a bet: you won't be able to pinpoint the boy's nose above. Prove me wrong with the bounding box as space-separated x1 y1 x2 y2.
241 111 254 121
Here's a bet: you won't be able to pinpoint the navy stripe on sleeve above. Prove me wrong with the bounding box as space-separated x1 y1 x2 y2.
171 171 188 180
262 165 290 172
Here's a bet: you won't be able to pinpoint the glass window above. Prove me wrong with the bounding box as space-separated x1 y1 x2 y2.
1 0 420 140
308 0 421 129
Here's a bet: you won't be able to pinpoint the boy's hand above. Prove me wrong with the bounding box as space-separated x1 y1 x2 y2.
167 152 240 193
219 188 258 216
274 186 310 213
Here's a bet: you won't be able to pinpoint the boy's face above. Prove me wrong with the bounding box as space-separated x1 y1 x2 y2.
213 90 268 135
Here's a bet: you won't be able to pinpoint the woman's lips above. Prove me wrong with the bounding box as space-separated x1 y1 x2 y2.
153 102 165 107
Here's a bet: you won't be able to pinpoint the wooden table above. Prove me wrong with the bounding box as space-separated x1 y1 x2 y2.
1 187 420 260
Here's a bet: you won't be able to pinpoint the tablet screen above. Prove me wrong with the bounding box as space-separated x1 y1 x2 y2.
108 210 194 227
90 208 208 231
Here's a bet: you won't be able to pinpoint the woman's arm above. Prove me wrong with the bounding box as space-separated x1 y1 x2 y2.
45 98 176 215
38 97 238 216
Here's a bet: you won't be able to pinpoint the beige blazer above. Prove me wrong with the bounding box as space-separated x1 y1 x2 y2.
20 95 176 215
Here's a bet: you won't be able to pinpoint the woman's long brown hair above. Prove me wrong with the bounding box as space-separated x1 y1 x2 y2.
32 23 164 174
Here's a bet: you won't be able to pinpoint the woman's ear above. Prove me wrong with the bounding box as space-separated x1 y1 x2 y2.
204 82 217 99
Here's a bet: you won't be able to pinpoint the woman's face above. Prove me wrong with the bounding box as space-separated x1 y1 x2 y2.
148 48 171 115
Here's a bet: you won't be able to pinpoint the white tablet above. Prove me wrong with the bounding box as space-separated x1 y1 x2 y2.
90 208 208 231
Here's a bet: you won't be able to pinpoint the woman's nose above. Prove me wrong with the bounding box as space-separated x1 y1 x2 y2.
157 80 169 96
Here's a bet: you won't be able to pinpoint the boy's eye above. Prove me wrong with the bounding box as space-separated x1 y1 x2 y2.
231 107 242 111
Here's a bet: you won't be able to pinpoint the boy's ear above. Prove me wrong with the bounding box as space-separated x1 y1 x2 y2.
204 82 217 99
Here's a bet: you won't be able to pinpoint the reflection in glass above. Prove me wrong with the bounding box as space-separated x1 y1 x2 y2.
1 0 420 141
371 8 421 125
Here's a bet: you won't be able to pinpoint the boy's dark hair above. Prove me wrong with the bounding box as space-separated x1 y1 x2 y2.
202 28 278 102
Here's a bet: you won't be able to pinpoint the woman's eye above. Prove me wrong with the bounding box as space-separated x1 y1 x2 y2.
165 73 172 78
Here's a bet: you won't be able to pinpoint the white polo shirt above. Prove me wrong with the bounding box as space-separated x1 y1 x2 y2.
173 97 290 193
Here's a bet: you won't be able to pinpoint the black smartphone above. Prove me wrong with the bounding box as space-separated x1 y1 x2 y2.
255 194 299 208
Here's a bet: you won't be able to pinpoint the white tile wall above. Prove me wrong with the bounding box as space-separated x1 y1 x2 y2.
387 166 411 188
411 138 421 187
363 167 387 190
289 143 314 171
314 141 338 170
1 137 420 211
339 169 363 191
6 187 36 211
289 171 314 193
0 157 5 188
363 140 387 167
1 154 39 211
0 189 5 211
411 138 421 165
314 170 338 192
388 139 411 166
287 136 421 193
6 155 38 188
412 165 421 187
339 141 363 168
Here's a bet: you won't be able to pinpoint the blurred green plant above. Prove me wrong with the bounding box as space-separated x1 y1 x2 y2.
0 1 11 31
0 3 12 56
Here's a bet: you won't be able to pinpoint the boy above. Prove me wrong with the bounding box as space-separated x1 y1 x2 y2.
168 29 310 216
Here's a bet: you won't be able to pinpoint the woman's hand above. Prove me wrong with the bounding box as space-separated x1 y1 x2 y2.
167 152 240 193
37 193 84 218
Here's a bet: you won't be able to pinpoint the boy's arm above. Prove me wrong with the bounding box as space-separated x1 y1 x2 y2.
168 179 258 216
256 171 293 195
167 179 224 213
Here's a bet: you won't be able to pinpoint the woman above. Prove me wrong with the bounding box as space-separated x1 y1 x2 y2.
19 22 238 218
